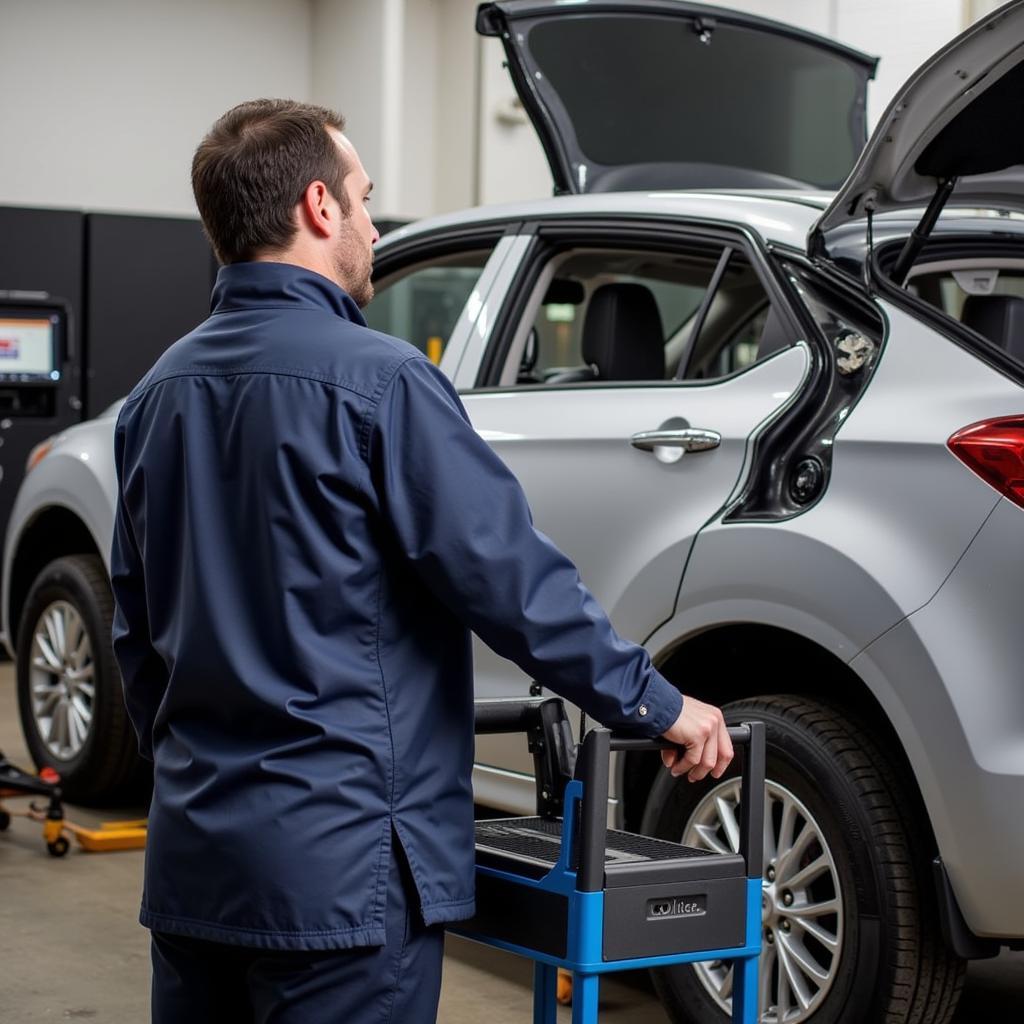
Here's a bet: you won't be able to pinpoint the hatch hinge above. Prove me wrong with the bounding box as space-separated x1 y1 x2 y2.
890 176 958 287
475 4 503 36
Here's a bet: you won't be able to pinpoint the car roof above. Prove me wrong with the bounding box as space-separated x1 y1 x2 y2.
378 190 831 252
377 189 1024 263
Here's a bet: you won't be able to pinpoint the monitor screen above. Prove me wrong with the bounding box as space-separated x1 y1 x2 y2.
0 309 61 383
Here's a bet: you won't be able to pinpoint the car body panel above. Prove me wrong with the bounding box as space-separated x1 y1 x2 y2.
465 345 810 776
814 0 1024 244
478 0 875 194
851 490 1024 937
1 409 120 653
660 298 1023 935
451 234 535 389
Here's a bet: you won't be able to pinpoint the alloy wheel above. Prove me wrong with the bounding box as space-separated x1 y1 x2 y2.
28 600 95 761
683 778 844 1023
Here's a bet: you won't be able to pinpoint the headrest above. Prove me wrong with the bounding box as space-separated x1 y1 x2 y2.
581 283 665 381
542 278 585 305
962 294 1024 362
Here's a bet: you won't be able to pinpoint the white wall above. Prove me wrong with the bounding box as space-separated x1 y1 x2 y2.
476 36 551 207
312 0 411 217
0 0 994 222
311 0 474 219
0 0 312 216
835 0 963 125
431 0 481 215
397 0 439 219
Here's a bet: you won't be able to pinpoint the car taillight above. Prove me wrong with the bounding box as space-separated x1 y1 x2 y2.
947 417 1024 509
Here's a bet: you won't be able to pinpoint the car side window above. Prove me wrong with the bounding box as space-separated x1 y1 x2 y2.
907 265 1024 322
365 250 493 364
905 264 1024 365
497 244 789 387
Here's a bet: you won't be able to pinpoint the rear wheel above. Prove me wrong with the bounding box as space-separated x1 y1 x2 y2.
16 555 145 802
641 695 965 1024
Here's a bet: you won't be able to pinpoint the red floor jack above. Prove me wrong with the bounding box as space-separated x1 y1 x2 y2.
456 698 765 1024
0 751 146 855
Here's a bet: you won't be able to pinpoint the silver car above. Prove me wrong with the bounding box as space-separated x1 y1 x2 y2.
4 3 1024 1022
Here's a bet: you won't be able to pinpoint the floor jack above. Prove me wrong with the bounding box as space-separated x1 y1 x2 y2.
0 750 147 855
455 699 765 1024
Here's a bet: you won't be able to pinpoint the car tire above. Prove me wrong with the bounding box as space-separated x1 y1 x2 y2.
641 695 965 1024
16 555 145 802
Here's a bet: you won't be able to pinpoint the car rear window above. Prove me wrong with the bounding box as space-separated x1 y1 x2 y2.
525 13 869 190
907 265 1024 366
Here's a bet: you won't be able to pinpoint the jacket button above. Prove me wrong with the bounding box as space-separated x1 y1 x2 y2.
639 705 648 717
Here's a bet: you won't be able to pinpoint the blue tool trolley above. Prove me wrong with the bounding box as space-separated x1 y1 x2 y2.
455 698 766 1024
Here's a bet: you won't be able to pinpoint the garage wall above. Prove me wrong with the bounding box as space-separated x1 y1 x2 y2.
834 0 964 125
0 0 996 222
0 0 312 217
476 35 551 208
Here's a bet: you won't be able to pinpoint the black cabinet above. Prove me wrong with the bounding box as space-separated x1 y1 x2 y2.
0 207 86 541
85 214 217 418
0 205 216 546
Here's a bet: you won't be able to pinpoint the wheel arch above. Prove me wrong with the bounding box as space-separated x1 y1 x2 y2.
621 622 936 853
7 506 106 652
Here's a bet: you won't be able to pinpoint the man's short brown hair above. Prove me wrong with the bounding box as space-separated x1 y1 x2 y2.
192 99 348 264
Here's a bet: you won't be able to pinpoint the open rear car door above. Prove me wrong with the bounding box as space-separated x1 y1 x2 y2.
810 0 1024 281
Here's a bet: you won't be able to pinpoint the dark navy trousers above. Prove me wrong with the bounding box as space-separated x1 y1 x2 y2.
150 844 445 1024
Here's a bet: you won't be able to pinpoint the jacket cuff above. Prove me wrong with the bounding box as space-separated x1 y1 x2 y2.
632 671 683 738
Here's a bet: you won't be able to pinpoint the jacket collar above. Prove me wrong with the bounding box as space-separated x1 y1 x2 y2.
211 261 367 326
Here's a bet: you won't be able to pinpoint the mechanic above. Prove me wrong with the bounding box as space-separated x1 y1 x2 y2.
110 98 734 1024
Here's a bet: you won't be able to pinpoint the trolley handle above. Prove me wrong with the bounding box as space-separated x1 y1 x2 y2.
608 724 752 752
474 698 576 819
574 721 766 891
474 698 549 734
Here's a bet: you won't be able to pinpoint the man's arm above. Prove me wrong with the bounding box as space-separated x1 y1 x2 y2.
368 356 731 776
110 419 169 762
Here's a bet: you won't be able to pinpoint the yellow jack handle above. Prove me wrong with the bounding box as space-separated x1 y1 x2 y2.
62 819 147 852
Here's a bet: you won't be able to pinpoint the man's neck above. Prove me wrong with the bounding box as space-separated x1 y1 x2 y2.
253 249 342 291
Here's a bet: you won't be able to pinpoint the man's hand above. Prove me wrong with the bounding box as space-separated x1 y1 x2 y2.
660 696 734 782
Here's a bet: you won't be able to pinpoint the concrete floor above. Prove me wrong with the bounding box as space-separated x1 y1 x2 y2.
0 665 1021 1022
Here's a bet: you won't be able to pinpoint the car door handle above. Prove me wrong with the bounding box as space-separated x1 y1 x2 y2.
629 428 722 453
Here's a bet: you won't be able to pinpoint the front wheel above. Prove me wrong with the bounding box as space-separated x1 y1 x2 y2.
16 555 146 802
641 695 965 1024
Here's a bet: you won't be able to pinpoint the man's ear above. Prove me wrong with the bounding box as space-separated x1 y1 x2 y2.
299 180 335 239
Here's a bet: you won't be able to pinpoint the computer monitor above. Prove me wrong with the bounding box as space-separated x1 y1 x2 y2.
0 307 62 384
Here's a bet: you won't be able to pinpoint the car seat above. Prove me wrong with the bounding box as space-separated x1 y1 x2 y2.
546 283 665 383
961 294 1024 362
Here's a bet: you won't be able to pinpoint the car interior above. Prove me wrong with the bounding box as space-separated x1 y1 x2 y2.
907 260 1024 364
366 249 493 360
501 247 790 388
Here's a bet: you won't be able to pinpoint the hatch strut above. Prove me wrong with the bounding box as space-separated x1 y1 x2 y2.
890 177 958 287
675 246 734 380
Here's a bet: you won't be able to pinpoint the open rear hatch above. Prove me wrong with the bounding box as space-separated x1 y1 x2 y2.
477 1 876 194
810 0 1024 280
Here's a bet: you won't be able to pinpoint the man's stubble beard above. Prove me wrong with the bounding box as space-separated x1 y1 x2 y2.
334 224 374 309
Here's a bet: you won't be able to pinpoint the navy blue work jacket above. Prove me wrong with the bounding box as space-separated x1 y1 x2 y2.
111 261 683 950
